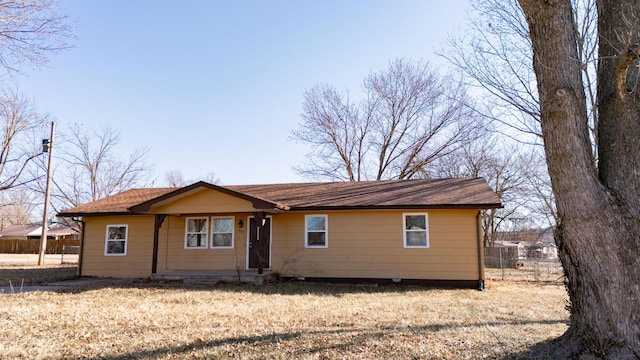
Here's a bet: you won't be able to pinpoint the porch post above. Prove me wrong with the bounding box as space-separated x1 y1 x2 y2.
152 214 167 274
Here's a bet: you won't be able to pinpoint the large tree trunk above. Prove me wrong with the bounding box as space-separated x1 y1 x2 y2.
518 0 640 358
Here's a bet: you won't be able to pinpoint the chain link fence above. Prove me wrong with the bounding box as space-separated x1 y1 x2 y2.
485 247 564 282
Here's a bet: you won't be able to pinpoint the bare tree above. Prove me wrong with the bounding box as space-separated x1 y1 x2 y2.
440 0 570 246
443 0 598 148
0 0 73 75
292 83 366 181
0 88 46 192
0 187 36 229
163 170 221 187
519 149 557 227
40 124 154 213
516 0 640 357
443 0 540 141
192 172 220 185
292 59 484 181
0 0 73 226
164 170 186 188
429 135 532 246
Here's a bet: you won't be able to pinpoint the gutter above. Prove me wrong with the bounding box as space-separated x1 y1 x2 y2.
476 211 485 291
288 204 503 212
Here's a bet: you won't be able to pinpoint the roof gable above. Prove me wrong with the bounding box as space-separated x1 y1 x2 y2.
144 187 262 214
128 181 281 213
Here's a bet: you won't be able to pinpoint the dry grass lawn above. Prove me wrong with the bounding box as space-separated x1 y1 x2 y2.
0 274 568 360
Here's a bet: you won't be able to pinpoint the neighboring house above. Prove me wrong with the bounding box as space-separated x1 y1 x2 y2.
490 227 558 262
484 241 523 268
0 222 80 253
0 224 41 241
58 178 502 288
493 228 540 251
527 227 558 259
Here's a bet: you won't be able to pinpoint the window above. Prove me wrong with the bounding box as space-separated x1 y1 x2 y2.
185 217 208 249
305 215 328 248
211 217 234 248
105 225 128 256
403 213 429 248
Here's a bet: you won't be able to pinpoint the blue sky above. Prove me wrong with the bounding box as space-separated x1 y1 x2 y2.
19 0 469 186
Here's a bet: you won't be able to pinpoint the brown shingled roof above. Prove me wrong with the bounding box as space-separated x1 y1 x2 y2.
59 188 175 216
58 178 501 217
228 178 500 209
0 224 41 238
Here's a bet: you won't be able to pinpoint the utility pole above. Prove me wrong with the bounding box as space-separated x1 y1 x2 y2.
37 121 55 266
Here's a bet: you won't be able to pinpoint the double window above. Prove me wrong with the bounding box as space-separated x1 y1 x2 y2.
185 216 234 249
403 213 429 248
105 225 128 256
305 215 328 248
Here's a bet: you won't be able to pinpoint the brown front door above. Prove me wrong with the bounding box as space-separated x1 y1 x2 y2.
248 217 271 269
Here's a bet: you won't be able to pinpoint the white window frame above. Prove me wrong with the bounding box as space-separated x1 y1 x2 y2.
184 217 209 249
210 216 234 249
403 213 429 248
305 214 328 248
104 224 128 256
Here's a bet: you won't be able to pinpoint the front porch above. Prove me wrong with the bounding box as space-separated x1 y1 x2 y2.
151 270 279 286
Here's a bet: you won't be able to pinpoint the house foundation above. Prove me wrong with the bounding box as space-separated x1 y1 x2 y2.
151 270 278 286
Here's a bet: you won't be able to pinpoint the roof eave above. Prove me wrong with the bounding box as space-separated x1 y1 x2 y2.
57 211 133 217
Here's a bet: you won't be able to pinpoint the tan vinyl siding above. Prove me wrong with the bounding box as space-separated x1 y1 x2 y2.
155 214 247 271
81 215 155 277
271 210 480 281
151 189 257 214
80 209 481 281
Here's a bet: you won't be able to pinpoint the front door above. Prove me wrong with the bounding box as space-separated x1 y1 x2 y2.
248 217 271 270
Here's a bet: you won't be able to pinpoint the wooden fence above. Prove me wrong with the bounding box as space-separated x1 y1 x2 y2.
0 238 80 254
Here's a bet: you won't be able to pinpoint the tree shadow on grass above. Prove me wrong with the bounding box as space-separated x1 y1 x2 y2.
83 318 568 360
498 338 565 360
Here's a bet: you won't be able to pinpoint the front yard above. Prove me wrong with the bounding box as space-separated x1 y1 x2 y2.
0 274 568 359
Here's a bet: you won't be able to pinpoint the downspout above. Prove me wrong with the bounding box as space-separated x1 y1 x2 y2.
476 211 485 291
74 217 85 277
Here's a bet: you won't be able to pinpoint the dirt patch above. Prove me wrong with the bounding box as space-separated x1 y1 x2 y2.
0 265 78 286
